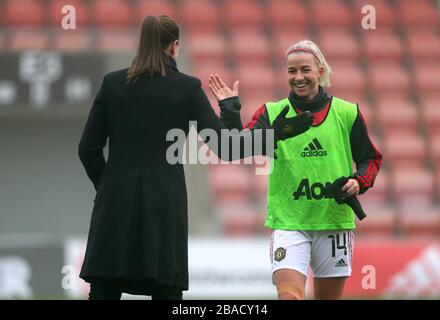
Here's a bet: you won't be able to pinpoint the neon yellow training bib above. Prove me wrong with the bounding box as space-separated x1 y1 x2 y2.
265 96 358 230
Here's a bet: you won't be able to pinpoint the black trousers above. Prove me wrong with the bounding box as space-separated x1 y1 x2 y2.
88 280 183 300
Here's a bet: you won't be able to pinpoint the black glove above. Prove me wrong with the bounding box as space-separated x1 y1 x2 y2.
270 106 314 159
271 106 314 143
329 176 366 221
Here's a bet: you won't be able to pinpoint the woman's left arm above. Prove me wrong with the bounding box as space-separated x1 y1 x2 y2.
78 79 109 191
350 107 383 194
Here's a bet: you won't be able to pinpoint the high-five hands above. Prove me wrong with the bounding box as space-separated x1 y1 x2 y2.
208 74 239 101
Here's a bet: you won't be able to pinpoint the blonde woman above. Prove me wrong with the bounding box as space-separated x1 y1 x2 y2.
209 40 382 300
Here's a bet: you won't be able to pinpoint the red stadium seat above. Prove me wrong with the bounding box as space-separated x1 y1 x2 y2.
240 94 277 127
398 0 439 30
328 62 366 99
318 31 360 63
234 64 277 98
420 99 440 135
355 206 396 236
428 132 440 170
353 0 397 31
400 206 440 236
216 202 257 236
359 168 388 207
179 0 220 32
274 66 291 98
96 30 136 52
93 0 132 29
229 31 272 63
413 63 440 96
185 32 227 65
0 32 5 50
208 165 252 202
362 31 403 63
368 132 383 156
135 0 177 24
391 167 435 207
357 101 374 130
52 31 91 52
4 0 44 27
191 62 232 103
437 169 440 201
384 133 427 168
9 30 49 51
254 170 269 198
310 0 353 29
223 0 264 30
376 98 420 135
267 0 308 30
49 0 89 28
406 32 440 64
368 63 410 100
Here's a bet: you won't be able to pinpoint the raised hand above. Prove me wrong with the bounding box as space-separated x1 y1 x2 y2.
208 74 239 101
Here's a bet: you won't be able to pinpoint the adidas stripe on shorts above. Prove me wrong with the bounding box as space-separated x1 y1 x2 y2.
270 229 354 278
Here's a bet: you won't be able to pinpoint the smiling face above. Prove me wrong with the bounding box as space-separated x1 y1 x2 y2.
286 52 324 100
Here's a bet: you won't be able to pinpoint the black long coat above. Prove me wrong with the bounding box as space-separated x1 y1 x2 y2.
78 59 230 295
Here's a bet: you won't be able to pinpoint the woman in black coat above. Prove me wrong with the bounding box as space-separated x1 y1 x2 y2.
78 15 313 300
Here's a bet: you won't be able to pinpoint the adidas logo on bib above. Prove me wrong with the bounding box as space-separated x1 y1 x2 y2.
301 138 328 157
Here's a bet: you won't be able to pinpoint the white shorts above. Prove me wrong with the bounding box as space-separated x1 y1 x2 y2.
270 229 354 278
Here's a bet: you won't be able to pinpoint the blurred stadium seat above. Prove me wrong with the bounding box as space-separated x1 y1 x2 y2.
185 32 227 65
234 64 277 98
429 132 440 169
267 0 308 31
310 0 353 29
179 0 220 33
95 30 136 52
215 202 257 236
223 0 264 30
52 31 91 52
376 98 420 135
135 0 177 24
318 30 360 63
9 29 49 51
412 63 440 96
398 0 440 30
391 167 435 207
229 31 272 63
384 133 427 168
368 63 410 99
406 32 440 64
92 0 132 29
355 206 396 236
421 98 440 136
362 31 403 63
4 0 45 27
208 165 252 202
399 206 440 236
329 62 366 98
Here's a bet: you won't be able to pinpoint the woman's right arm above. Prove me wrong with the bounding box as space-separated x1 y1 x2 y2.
190 78 269 161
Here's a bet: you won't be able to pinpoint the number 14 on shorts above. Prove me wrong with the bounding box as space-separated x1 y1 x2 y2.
328 233 347 257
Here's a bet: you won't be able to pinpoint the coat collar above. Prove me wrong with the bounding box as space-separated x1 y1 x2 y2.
165 55 179 72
